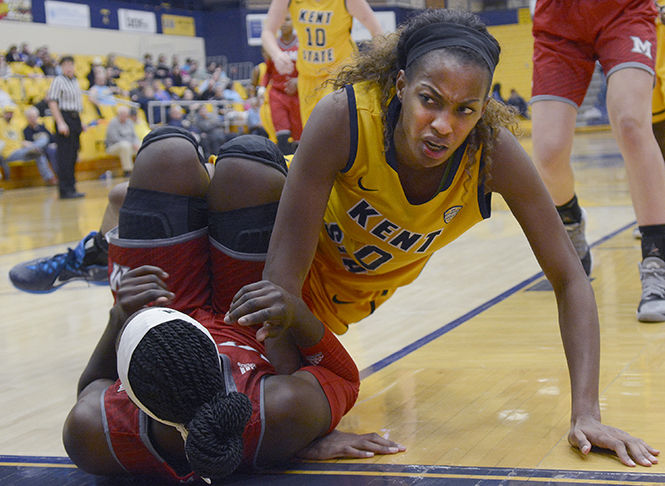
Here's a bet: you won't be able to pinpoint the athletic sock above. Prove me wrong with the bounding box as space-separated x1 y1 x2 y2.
640 224 665 260
556 194 582 225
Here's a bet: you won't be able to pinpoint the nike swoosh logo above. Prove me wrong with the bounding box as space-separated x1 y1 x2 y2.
357 176 378 192
332 295 353 304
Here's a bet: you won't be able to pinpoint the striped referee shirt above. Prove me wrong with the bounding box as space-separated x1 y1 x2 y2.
47 74 83 112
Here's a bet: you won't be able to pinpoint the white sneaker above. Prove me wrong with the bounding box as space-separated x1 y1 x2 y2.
633 226 642 239
637 256 665 322
564 209 592 276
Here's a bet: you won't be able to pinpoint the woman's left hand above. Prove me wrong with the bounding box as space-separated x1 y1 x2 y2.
568 415 659 467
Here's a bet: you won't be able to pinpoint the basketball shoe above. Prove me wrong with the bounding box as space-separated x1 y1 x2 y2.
564 210 592 276
637 256 665 322
9 232 108 293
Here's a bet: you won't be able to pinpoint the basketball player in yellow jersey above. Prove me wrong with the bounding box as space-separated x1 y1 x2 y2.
261 0 382 125
228 9 659 467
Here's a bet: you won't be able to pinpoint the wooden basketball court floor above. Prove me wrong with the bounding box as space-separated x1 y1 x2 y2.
2 129 665 485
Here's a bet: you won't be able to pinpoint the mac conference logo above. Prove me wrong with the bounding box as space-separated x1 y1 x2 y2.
443 205 462 224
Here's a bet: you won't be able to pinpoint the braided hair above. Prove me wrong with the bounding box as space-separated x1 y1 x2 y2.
127 318 253 481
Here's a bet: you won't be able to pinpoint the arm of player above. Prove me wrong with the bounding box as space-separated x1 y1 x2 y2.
261 0 294 75
227 89 349 331
76 265 174 397
347 0 383 37
488 127 659 467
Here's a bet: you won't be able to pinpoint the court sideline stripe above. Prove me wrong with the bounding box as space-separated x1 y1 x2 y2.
359 220 637 380
281 469 664 484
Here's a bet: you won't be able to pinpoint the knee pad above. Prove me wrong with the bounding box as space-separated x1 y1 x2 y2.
216 135 288 176
119 187 208 239
137 126 207 168
209 202 279 254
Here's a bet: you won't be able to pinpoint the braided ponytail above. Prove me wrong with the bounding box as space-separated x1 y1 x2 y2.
185 391 253 480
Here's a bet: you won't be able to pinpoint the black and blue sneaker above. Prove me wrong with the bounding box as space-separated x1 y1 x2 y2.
9 232 109 293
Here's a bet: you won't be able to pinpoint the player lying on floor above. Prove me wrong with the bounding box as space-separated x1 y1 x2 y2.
62 131 404 483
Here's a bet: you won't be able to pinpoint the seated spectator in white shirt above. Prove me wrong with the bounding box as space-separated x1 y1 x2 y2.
105 105 139 177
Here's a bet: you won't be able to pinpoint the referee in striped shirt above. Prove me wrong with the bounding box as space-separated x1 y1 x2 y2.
48 55 84 199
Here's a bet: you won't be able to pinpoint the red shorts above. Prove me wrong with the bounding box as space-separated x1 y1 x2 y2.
532 0 657 106
108 228 265 315
268 88 302 141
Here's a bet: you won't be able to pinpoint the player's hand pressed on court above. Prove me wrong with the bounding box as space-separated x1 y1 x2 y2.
568 415 659 467
225 280 303 341
115 265 175 321
296 430 406 460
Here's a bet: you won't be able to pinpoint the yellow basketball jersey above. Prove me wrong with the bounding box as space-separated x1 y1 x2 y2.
288 0 355 78
305 82 492 334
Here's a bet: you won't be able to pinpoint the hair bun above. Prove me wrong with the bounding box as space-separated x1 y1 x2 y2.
185 391 253 480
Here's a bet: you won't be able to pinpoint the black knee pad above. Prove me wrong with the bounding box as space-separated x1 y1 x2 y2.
137 126 207 168
216 135 288 176
119 187 208 239
209 202 279 254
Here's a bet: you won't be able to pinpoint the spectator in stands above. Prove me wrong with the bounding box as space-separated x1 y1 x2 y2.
222 79 243 103
197 66 229 100
106 53 122 80
0 107 20 179
129 78 147 104
155 54 170 80
246 96 269 138
507 88 529 119
21 44 40 68
188 59 208 82
491 82 505 103
152 79 173 102
170 63 183 87
0 57 12 78
162 77 180 99
137 85 158 124
22 105 58 184
48 55 85 199
86 57 104 89
40 51 57 77
0 106 57 184
143 54 155 76
88 67 117 117
167 104 188 129
105 105 139 177
189 104 230 156
0 87 16 110
5 45 21 63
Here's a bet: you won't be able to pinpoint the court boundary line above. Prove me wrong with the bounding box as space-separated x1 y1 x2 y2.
359 220 637 380
2 455 664 484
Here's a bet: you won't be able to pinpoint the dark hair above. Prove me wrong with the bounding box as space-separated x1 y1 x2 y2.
333 9 517 181
128 319 253 480
59 55 74 65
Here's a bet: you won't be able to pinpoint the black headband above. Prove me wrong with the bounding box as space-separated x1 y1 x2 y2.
137 126 207 167
403 22 499 75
